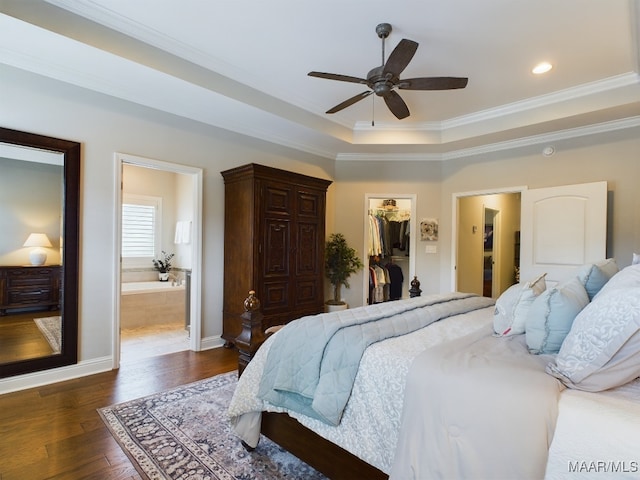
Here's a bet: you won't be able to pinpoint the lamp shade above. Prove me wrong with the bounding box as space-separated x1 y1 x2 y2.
23 233 53 248
23 233 52 265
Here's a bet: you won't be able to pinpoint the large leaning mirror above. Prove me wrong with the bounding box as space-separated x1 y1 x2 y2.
0 127 80 378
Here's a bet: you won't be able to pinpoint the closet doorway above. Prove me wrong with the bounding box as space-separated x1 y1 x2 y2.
113 153 203 368
363 194 417 306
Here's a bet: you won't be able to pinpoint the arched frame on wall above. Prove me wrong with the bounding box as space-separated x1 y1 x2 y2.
363 193 417 306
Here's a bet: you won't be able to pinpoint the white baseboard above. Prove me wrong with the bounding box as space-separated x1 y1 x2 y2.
0 336 230 394
0 356 113 395
200 335 226 351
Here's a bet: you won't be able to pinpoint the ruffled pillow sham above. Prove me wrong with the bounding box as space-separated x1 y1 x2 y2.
526 276 589 354
493 273 546 336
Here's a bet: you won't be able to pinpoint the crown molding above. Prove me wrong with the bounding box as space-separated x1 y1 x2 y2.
337 115 640 162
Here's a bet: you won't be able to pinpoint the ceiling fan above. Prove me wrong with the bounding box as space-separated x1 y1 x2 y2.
308 23 468 120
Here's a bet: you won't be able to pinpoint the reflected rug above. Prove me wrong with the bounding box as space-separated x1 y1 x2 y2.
98 371 326 480
34 316 61 354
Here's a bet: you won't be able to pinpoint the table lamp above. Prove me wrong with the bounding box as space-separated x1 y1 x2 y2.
23 233 53 265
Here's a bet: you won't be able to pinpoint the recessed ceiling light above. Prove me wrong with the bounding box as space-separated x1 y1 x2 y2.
532 62 553 74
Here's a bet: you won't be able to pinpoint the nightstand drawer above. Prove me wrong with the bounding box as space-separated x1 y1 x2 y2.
6 267 56 288
0 265 61 315
8 288 53 305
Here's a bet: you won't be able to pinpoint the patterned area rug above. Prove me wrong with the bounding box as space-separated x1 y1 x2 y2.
99 371 327 480
34 316 61 354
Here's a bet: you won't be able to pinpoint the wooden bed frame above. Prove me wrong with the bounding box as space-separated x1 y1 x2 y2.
235 280 423 479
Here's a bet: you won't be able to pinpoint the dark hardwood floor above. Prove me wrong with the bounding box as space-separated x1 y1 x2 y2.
0 346 238 479
0 310 61 363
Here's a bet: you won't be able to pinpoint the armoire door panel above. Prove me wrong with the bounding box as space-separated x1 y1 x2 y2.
264 219 290 275
293 279 320 307
262 281 289 311
296 222 319 275
297 190 323 217
263 183 292 216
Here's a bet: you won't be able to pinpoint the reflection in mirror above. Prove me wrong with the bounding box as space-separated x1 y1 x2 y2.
0 128 80 378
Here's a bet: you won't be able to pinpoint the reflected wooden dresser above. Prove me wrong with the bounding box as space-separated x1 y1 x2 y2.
0 265 61 315
220 163 332 345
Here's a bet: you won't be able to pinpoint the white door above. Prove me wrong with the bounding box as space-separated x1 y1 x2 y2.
520 181 607 286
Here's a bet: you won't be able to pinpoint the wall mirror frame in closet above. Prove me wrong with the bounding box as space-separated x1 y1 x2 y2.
363 193 417 305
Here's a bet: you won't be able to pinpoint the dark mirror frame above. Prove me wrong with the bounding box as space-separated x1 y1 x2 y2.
0 127 80 378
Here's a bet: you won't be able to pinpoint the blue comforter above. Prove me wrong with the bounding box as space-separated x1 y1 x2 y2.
257 292 495 425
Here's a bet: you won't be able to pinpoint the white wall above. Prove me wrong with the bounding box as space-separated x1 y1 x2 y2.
2 62 640 389
0 65 334 385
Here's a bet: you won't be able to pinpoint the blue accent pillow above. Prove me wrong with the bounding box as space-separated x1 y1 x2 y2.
576 258 618 301
525 277 589 354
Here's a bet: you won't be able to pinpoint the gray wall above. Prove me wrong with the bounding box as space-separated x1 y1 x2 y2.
0 157 62 265
2 61 639 387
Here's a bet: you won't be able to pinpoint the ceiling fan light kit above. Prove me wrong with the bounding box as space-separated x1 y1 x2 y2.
309 23 468 120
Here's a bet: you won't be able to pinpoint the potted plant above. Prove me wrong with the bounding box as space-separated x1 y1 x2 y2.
324 233 364 311
152 250 174 281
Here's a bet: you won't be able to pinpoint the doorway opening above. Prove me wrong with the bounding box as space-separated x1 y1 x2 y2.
453 188 523 297
113 153 203 368
483 207 499 297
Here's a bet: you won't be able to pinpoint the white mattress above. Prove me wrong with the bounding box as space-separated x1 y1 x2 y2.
545 378 640 479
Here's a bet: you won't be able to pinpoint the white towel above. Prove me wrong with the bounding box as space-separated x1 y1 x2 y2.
174 221 192 244
181 220 191 244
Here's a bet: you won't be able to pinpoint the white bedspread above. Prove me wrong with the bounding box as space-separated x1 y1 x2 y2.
390 326 564 480
228 305 495 473
545 378 640 479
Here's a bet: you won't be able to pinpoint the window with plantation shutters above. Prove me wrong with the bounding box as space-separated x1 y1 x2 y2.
122 194 162 265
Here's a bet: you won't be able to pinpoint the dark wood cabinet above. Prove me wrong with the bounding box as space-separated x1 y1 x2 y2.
0 265 61 315
221 163 332 344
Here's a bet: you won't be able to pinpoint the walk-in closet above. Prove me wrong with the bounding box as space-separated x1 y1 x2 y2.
366 197 412 304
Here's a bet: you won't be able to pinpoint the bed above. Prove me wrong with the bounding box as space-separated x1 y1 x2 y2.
228 261 640 479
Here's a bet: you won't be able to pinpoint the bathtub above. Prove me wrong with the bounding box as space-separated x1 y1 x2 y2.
121 281 186 328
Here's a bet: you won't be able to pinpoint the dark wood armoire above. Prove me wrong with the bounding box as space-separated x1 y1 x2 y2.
220 163 332 345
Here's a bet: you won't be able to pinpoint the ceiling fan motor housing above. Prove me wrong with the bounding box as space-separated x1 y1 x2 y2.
367 66 397 96
376 23 392 39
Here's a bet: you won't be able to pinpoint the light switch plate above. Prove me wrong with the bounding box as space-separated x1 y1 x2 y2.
425 244 437 254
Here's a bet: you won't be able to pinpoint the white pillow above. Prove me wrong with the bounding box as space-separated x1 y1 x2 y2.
546 287 640 391
575 258 618 300
526 277 589 354
493 273 547 336
633 253 640 265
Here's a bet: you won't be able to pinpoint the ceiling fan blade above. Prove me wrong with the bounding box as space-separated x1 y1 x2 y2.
326 90 373 114
383 39 418 77
308 71 368 85
399 76 469 90
383 90 410 119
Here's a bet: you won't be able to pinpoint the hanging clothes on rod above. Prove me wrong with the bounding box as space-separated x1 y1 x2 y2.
368 199 411 304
